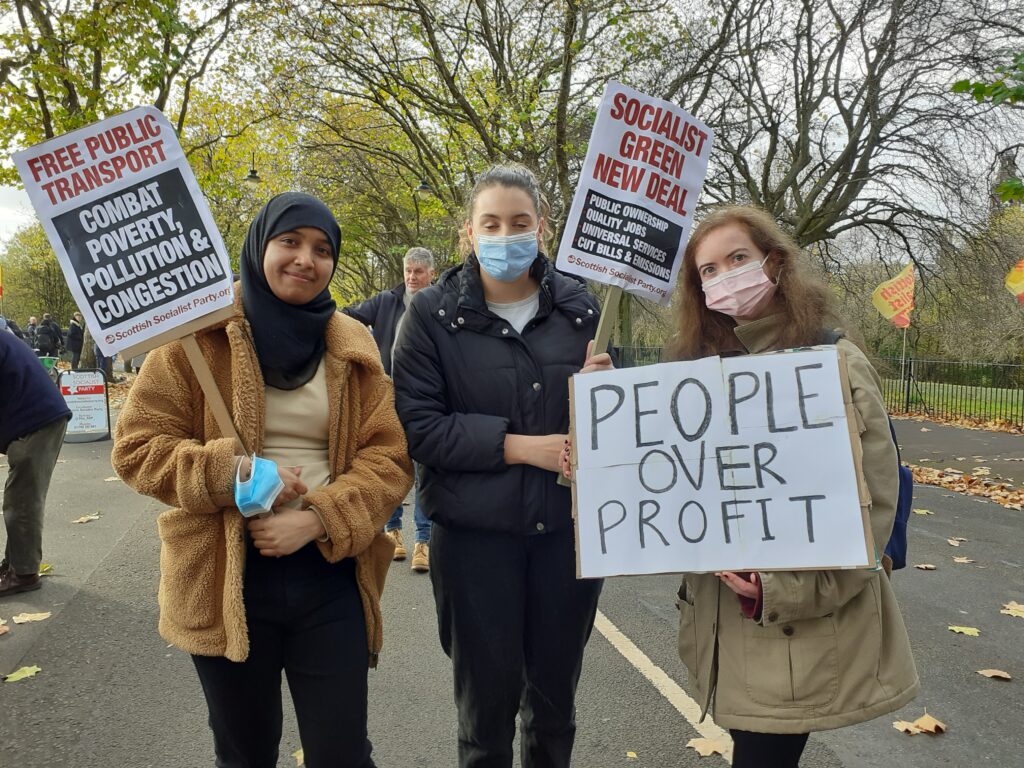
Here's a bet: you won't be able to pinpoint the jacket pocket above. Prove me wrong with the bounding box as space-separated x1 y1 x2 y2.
156 508 222 631
677 581 699 676
743 614 839 708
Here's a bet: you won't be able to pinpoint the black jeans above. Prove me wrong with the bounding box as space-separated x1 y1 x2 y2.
191 545 375 768
430 522 604 768
730 730 809 768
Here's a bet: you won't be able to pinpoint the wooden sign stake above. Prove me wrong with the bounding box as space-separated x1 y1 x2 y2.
181 333 247 455
592 285 623 357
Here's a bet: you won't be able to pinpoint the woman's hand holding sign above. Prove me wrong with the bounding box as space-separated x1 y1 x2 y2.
717 570 760 600
561 341 615 479
580 340 614 374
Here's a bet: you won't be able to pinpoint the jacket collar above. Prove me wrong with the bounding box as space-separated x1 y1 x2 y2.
435 255 593 334
200 282 383 372
732 313 785 354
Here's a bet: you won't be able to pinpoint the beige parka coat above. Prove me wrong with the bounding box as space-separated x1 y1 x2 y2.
677 314 919 733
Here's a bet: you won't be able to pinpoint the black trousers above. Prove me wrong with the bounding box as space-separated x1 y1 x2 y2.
430 522 604 768
191 546 375 768
730 729 809 768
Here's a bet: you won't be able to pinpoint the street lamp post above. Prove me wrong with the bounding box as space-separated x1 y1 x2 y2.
244 151 262 186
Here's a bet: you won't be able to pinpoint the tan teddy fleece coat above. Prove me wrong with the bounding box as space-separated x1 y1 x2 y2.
112 293 413 663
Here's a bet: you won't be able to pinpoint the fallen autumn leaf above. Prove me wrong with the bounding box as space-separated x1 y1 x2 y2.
293 748 304 766
103 476 119 482
953 556 975 564
977 669 1012 680
913 508 934 515
3 665 41 682
626 752 638 759
686 737 729 758
71 513 101 524
913 564 937 570
1000 601 1024 618
12 612 51 624
893 720 922 735
912 713 946 734
948 625 980 636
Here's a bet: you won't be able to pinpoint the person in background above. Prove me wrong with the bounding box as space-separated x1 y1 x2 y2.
4 316 26 340
67 312 85 370
34 313 61 357
343 246 436 571
24 315 38 349
662 205 918 767
113 192 412 767
0 330 71 597
392 164 613 767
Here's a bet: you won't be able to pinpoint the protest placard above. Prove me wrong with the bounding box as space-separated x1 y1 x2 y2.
58 369 110 443
569 347 874 578
13 106 234 359
871 263 915 329
555 81 714 307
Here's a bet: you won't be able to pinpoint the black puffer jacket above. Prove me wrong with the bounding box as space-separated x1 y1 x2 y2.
392 255 599 535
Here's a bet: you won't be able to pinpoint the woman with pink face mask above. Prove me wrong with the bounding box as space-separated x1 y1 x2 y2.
664 206 918 767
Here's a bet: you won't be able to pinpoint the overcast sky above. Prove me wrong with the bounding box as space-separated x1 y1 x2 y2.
0 184 34 245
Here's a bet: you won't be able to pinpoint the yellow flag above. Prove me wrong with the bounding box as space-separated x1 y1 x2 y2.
871 263 915 328
1005 258 1024 305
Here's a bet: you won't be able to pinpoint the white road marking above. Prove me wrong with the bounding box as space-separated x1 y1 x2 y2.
594 609 733 763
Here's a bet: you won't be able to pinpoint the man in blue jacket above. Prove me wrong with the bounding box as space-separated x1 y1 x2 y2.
0 330 71 596
342 246 435 570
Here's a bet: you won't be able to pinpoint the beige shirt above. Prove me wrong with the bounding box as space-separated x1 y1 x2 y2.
262 358 331 508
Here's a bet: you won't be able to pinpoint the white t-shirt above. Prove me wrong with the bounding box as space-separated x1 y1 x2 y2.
487 291 540 335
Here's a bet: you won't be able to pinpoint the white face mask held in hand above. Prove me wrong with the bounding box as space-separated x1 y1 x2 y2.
234 455 285 517
702 259 778 319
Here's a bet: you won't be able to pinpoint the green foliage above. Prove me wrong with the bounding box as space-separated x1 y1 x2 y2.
0 0 247 184
0 222 75 324
953 52 1024 204
952 53 1024 106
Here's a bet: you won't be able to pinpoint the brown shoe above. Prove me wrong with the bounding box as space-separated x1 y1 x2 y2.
386 529 407 560
411 542 429 573
0 564 42 597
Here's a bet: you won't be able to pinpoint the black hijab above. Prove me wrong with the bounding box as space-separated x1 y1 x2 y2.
240 192 341 390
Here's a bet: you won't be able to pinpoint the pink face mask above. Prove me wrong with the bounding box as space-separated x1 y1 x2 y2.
702 260 777 319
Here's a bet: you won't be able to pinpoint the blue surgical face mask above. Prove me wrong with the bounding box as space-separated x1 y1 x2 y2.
476 231 539 282
234 455 285 518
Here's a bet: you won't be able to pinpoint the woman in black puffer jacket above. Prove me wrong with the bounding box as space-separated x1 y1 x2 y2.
392 165 612 768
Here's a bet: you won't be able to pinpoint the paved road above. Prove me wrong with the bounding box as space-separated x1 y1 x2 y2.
893 416 1024 485
2 427 1022 767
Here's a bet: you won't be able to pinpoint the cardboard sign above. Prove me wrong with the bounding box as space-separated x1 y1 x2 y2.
569 348 874 578
555 81 714 305
13 106 233 357
58 369 110 442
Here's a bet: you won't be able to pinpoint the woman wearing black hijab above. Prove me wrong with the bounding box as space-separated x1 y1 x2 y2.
113 193 413 768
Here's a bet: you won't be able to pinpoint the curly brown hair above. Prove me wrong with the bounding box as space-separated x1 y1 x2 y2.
665 206 838 361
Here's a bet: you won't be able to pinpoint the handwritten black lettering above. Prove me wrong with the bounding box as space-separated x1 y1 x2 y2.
591 384 625 450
